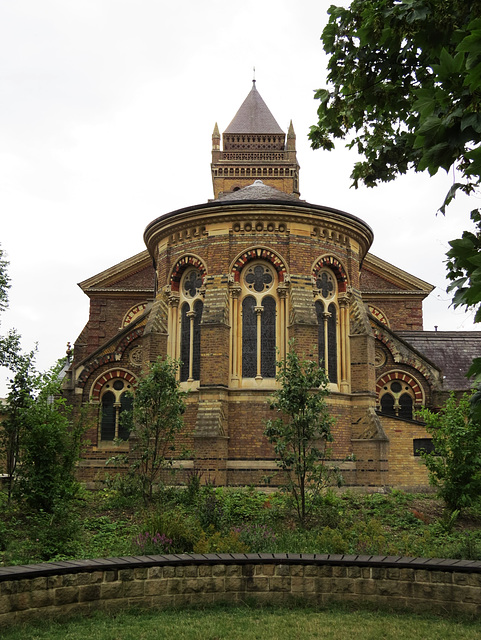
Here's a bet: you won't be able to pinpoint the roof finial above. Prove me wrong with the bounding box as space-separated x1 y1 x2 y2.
253 66 256 86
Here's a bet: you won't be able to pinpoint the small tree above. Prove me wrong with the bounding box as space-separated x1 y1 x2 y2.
123 357 187 503
418 393 481 512
1 360 35 502
13 362 85 513
264 346 337 524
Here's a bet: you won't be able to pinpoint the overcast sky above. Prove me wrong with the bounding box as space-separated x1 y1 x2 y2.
0 0 477 396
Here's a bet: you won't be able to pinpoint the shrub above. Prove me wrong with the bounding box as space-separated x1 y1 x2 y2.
143 507 201 553
418 393 481 512
133 532 173 555
193 528 249 554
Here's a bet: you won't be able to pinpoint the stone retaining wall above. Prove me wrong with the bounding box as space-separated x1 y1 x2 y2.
2 553 481 627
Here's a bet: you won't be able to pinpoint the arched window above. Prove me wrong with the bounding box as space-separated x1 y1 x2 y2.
100 379 134 441
314 269 338 383
179 268 204 382
379 380 415 419
240 262 277 379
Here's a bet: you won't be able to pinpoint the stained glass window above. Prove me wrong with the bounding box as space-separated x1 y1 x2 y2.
180 302 190 382
183 269 202 298
261 296 276 378
244 264 273 293
242 296 257 377
327 303 337 383
316 270 335 299
315 270 338 383
192 300 203 381
315 301 325 367
380 393 395 415
399 393 413 420
101 391 116 441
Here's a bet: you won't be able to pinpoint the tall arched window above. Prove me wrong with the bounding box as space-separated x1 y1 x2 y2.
314 269 338 384
240 262 277 379
100 379 133 441
179 268 204 382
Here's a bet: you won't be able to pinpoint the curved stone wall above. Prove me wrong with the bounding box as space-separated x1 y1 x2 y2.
2 553 481 627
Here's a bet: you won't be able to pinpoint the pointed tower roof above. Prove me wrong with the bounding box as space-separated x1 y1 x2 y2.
224 81 284 134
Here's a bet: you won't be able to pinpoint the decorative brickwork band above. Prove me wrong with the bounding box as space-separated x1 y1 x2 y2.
77 327 145 388
312 256 348 293
170 256 207 292
376 371 424 404
90 369 137 401
231 248 288 282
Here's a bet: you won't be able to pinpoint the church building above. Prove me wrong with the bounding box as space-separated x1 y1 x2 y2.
64 82 481 489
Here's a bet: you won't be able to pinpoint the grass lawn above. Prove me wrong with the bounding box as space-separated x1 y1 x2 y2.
3 604 481 640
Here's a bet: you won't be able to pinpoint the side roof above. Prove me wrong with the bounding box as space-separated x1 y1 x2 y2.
398 330 481 390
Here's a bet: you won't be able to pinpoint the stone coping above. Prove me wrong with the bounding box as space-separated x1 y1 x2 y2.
2 553 480 582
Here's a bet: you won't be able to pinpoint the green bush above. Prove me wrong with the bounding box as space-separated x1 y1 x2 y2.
143 507 202 553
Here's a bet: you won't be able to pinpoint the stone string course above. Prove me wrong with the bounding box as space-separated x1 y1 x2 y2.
2 553 481 627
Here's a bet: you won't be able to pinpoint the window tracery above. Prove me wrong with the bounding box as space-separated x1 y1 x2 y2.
240 261 277 379
376 372 424 420
312 257 350 392
314 268 339 385
99 377 134 442
167 256 206 384
229 252 288 386
179 268 204 382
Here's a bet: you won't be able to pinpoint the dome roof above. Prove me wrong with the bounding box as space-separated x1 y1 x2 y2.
216 180 299 202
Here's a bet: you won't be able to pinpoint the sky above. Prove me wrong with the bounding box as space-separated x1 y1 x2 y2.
0 0 478 396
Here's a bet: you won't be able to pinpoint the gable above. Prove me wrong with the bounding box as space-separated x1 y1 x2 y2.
361 254 433 295
78 251 154 295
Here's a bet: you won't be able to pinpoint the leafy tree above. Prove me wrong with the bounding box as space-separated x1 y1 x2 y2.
418 393 481 512
0 245 26 372
264 346 338 525
0 360 35 502
121 357 187 503
310 1 481 381
13 361 85 513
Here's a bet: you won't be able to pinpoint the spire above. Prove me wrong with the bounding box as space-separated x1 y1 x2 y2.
212 122 220 151
224 84 284 135
287 120 296 152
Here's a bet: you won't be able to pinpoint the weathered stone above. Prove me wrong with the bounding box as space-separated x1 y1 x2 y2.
54 587 79 606
245 577 269 592
79 584 102 602
269 576 291 592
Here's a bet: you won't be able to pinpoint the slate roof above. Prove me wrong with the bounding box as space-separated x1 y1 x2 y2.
224 82 284 135
398 331 481 390
216 180 300 202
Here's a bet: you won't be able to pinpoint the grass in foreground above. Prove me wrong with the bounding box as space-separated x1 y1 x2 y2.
3 604 481 640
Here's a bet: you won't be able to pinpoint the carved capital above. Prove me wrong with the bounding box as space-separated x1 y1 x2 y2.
229 283 242 299
168 292 180 307
338 293 351 309
277 283 289 298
